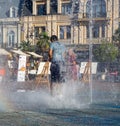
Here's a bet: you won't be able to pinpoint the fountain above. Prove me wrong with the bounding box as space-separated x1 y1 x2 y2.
0 0 120 125
0 0 104 111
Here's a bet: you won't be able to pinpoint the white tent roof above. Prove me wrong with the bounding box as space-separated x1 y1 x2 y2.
27 52 43 58
11 49 30 56
0 48 11 55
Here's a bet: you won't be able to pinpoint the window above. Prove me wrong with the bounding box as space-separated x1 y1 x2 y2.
72 0 79 14
86 0 106 38
50 0 57 14
92 24 99 38
66 26 71 38
8 31 15 47
62 3 71 14
86 24 99 38
102 24 105 37
60 26 71 39
34 26 45 37
37 4 46 15
10 7 18 17
86 25 89 38
60 27 64 39
86 0 106 18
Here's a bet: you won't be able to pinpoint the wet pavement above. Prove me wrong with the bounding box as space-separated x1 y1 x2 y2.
0 102 119 126
0 80 120 126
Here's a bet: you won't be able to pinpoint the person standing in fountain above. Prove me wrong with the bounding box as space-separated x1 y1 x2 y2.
67 48 78 81
49 35 66 94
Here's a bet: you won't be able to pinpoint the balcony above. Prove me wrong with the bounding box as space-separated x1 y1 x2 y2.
78 13 110 22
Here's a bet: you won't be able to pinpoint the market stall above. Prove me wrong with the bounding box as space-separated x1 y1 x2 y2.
26 52 43 80
0 48 11 82
10 49 30 82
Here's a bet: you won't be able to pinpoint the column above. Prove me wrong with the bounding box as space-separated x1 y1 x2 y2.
32 1 36 15
17 23 21 47
47 0 50 14
57 0 61 13
78 24 81 44
80 25 83 44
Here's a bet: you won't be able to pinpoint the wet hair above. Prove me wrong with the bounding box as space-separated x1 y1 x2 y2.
50 35 58 42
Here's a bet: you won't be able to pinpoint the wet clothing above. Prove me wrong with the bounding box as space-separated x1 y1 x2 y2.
50 61 66 83
50 41 66 83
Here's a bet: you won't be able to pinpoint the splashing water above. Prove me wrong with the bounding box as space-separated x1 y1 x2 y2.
0 0 119 114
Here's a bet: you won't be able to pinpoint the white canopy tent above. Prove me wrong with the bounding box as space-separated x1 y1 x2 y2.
11 49 30 56
0 48 11 55
27 52 43 58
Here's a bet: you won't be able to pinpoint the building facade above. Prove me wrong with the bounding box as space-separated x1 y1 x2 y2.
0 0 25 48
0 0 33 49
10 0 120 45
0 18 21 48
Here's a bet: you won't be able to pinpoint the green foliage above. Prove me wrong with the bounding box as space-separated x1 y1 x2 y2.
93 41 118 62
36 32 50 53
19 40 34 52
112 28 120 43
112 28 120 62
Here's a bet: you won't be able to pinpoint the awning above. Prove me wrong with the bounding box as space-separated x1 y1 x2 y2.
27 52 43 58
0 48 11 55
11 49 30 56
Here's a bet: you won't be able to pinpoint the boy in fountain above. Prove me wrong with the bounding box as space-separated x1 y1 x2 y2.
49 35 66 95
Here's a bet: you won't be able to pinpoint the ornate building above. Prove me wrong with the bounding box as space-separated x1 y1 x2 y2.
0 0 24 48
19 0 120 45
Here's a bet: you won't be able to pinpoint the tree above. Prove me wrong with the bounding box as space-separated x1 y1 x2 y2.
36 32 50 60
36 32 50 52
112 27 120 61
93 41 118 62
112 28 120 45
19 40 34 52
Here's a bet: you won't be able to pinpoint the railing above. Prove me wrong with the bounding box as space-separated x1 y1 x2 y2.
85 37 112 44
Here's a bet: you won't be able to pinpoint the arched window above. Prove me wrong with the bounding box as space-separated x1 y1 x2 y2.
86 0 106 18
8 31 15 47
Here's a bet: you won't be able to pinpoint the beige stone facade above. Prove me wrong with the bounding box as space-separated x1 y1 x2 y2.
0 18 21 48
20 0 120 45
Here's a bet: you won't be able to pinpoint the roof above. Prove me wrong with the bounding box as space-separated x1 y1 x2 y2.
0 0 32 18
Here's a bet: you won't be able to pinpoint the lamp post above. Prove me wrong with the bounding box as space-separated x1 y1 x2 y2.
88 0 93 103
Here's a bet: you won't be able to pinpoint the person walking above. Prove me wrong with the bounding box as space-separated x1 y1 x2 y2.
49 35 66 94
